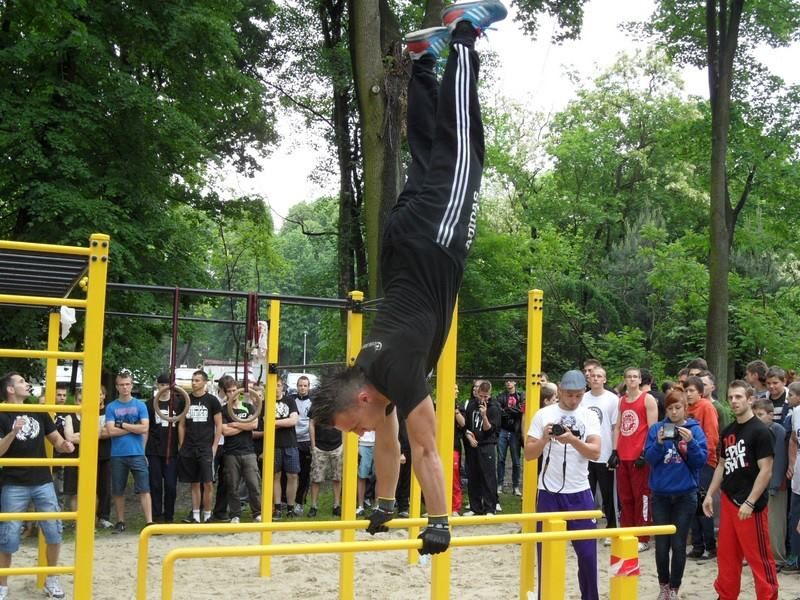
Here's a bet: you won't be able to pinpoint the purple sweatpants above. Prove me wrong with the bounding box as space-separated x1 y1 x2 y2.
536 488 599 600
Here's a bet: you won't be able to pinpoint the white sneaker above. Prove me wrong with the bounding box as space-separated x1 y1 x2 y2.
486 512 495 516
497 485 503 495
254 515 262 523
495 503 503 512
0 585 8 600
230 516 240 524
452 511 460 517
97 518 113 529
513 487 522 496
603 538 611 547
293 504 304 516
44 576 65 599
355 506 365 516
462 510 476 516
638 541 650 552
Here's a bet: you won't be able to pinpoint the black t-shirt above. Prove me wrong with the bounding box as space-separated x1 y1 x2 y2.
98 408 111 461
182 393 221 449
146 396 184 456
308 404 342 451
464 398 501 445
275 394 298 448
719 415 774 511
355 239 460 418
497 390 526 433
0 411 57 485
223 403 256 455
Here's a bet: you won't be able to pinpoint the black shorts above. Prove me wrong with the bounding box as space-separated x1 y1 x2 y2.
177 446 214 483
63 466 78 496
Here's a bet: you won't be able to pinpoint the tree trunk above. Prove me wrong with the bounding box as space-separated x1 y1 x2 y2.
704 0 743 394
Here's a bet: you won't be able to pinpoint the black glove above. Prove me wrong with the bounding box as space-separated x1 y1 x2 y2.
115 419 124 429
418 516 450 555
366 507 394 535
606 449 619 470
634 454 646 468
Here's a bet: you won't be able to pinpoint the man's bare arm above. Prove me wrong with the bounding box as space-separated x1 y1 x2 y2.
405 397 447 516
373 407 401 502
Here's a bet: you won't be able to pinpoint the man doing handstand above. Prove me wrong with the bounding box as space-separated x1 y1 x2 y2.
312 0 507 555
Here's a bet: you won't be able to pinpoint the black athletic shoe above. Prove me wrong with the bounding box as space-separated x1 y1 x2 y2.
181 513 195 524
308 506 318 517
687 548 705 559
332 505 341 517
113 521 126 534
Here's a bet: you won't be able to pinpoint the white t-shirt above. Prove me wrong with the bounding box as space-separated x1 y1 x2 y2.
792 406 800 495
528 403 601 494
359 431 375 446
581 389 619 463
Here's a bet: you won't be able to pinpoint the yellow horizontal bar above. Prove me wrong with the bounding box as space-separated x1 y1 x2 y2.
144 510 603 538
0 566 75 576
165 525 676 562
0 458 79 467
0 349 84 360
0 404 82 414
0 240 91 256
0 512 75 522
0 294 86 308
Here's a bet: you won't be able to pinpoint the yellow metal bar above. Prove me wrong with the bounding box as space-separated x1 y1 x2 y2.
430 302 457 598
541 519 567 599
0 404 82 414
0 239 91 255
0 458 79 467
520 288 544 599
0 512 76 521
339 290 363 600
0 566 75 576
72 233 109 600
136 510 601 600
609 535 640 600
161 525 675 600
0 295 87 308
259 299 281 577
0 349 84 360
407 473 421 565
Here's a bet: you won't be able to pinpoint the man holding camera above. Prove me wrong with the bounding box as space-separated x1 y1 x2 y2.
105 370 153 532
463 380 501 515
525 370 601 600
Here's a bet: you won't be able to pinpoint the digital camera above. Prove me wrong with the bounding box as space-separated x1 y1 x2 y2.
551 423 579 437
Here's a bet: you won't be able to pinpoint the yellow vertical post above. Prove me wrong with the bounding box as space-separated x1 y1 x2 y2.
259 299 281 577
541 519 567 600
339 291 363 600
609 535 641 600
429 304 457 598
72 233 109 599
37 310 61 588
520 289 544 599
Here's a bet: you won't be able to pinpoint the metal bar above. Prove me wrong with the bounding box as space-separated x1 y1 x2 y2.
458 302 527 315
0 295 86 308
259 299 280 577
107 282 349 307
0 512 76 522
275 361 346 371
137 511 601 600
0 458 79 467
456 374 527 381
0 566 75 576
160 525 676 600
0 349 84 360
0 240 91 256
0 404 82 414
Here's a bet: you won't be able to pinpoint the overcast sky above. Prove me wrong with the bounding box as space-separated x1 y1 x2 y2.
221 0 800 226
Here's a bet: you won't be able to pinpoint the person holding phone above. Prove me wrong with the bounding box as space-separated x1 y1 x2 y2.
463 380 501 516
644 387 707 600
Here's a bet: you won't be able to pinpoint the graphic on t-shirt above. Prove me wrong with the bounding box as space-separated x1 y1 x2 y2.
663 439 689 465
556 415 584 439
587 406 603 425
188 404 209 423
16 415 40 441
361 341 383 352
620 409 640 436
276 401 291 419
723 436 749 475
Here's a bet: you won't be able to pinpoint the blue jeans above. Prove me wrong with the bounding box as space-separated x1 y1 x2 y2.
690 464 716 552
653 492 696 589
0 483 62 553
496 429 521 489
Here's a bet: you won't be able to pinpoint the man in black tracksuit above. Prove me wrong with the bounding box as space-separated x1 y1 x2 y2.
312 1 507 555
464 380 501 514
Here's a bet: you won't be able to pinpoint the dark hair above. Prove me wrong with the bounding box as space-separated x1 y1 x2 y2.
686 358 708 371
583 359 601 369
766 366 786 382
311 367 366 427
685 376 704 395
192 370 209 381
156 373 171 385
115 371 133 383
540 385 557 404
663 387 687 409
297 375 311 385
746 360 768 383
478 381 492 394
728 379 753 397
640 368 655 386
0 372 20 401
677 368 689 377
217 374 236 392
751 398 774 413
55 382 69 391
661 380 675 395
